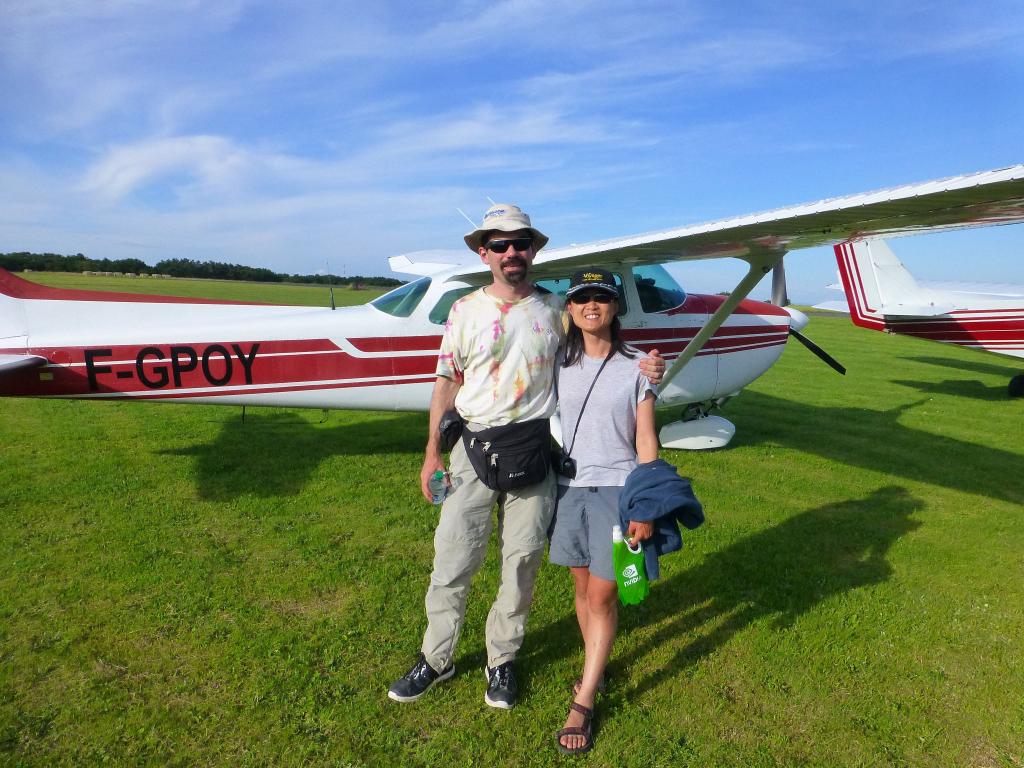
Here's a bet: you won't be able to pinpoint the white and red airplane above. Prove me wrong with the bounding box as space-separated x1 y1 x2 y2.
821 237 1024 396
2 165 1023 447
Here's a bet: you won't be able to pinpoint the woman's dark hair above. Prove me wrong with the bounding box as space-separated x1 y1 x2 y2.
562 301 637 367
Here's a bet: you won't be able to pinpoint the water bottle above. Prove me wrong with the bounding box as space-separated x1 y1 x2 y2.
428 470 449 505
612 524 649 605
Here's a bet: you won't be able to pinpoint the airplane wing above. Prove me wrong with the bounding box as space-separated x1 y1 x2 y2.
443 164 1024 386
389 250 472 277
922 280 1024 299
0 354 47 374
447 164 1024 281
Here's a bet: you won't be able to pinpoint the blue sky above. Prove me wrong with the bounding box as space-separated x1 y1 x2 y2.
2 1 1022 302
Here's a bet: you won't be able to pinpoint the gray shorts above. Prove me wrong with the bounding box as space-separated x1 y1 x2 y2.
549 484 622 582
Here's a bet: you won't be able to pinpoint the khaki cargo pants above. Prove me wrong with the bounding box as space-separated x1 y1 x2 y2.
421 427 555 671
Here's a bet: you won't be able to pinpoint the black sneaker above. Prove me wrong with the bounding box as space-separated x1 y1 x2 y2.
484 661 517 709
387 654 454 703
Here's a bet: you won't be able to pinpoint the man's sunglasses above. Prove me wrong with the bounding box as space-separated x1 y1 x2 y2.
569 292 615 305
486 237 533 254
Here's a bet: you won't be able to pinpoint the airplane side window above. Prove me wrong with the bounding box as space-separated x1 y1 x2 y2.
631 265 686 313
370 277 431 318
429 286 476 325
534 275 628 315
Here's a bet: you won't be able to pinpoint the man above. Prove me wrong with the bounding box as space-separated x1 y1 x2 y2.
388 204 662 709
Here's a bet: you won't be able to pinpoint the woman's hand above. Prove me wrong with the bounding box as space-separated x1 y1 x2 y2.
627 520 654 545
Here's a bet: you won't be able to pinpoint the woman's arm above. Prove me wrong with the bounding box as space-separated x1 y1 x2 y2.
635 391 658 464
629 393 659 545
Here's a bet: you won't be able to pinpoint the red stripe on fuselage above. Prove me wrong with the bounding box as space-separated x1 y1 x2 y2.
697 294 791 317
0 306 793 399
347 335 443 353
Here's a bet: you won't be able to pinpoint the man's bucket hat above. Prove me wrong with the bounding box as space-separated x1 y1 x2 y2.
464 203 549 252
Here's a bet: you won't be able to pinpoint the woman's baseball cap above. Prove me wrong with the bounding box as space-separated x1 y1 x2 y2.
565 268 620 299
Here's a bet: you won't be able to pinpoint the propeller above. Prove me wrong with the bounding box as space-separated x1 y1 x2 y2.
771 256 846 375
788 327 846 375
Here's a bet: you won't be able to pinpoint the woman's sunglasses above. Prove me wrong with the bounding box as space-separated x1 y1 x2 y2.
569 292 615 305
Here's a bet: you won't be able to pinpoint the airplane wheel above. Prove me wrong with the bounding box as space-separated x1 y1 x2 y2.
1009 374 1024 398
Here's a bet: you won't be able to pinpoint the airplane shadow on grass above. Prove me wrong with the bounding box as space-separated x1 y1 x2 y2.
157 410 427 500
523 486 922 700
732 391 1024 506
889 378 1010 401
892 353 1023 400
157 385 1022 504
905 355 1022 379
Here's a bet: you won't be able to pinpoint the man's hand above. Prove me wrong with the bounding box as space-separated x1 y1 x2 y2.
627 520 654 546
420 455 447 502
420 376 461 502
639 348 665 385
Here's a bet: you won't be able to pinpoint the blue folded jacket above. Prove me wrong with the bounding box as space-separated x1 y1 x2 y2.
618 458 704 580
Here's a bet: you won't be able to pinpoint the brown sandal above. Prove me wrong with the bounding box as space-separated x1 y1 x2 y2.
555 701 594 755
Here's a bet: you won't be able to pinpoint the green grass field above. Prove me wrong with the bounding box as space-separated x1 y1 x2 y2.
2 276 1022 766
17 271 386 306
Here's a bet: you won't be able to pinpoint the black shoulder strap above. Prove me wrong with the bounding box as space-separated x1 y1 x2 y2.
565 351 612 456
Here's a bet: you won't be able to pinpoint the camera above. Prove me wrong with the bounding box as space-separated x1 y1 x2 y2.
553 449 577 479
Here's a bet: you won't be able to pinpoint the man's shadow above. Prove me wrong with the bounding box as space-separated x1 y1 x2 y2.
524 486 922 698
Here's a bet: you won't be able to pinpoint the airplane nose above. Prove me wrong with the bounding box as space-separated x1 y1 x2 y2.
784 306 809 331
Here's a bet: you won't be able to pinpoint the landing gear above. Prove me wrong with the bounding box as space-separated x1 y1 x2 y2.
658 398 736 450
659 415 735 450
1009 374 1024 398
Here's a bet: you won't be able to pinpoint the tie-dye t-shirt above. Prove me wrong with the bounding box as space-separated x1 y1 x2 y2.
436 288 564 426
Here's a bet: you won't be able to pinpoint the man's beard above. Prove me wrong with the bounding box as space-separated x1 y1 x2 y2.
501 256 528 284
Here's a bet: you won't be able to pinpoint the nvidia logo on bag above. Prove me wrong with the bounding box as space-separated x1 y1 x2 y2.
622 564 640 585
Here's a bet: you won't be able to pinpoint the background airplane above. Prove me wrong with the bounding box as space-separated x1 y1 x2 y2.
2 164 1024 448
818 238 1024 397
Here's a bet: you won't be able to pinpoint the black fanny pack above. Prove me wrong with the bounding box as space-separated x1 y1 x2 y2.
462 419 551 491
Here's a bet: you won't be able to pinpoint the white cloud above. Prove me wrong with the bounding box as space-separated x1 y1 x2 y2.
79 136 252 201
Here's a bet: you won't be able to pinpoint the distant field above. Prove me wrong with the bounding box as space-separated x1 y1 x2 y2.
2 280 1023 766
17 271 391 306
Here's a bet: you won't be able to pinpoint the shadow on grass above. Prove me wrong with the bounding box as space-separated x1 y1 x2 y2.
904 355 1022 378
890 378 1010 401
734 391 1024 505
524 485 922 699
157 410 426 499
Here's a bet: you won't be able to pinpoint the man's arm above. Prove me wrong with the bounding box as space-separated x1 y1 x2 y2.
638 348 664 385
420 375 461 502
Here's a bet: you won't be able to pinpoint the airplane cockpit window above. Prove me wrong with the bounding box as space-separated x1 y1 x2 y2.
632 265 686 313
429 285 477 325
370 277 431 318
534 274 628 315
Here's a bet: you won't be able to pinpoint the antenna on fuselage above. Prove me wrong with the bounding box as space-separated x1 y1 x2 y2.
326 259 336 310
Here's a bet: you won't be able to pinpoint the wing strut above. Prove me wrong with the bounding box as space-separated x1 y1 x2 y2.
660 251 783 390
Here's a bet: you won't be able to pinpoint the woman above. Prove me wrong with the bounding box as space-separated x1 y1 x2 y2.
549 268 659 755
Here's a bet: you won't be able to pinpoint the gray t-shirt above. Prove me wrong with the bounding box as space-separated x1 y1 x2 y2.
555 346 655 487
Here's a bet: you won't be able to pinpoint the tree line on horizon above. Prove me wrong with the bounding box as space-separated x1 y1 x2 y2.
0 252 402 287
